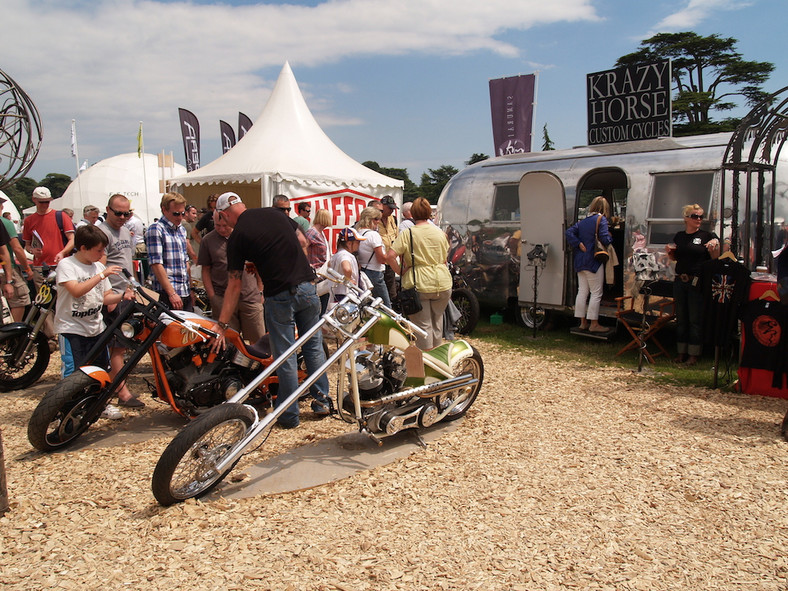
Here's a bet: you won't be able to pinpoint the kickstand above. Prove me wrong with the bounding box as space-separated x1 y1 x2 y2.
411 430 427 449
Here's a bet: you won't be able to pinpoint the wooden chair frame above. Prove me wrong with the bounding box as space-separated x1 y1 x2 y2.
615 293 675 364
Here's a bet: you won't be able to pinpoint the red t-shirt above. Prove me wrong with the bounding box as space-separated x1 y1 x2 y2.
22 210 75 265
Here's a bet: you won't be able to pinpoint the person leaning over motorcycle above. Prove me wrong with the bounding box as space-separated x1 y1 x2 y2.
209 192 332 429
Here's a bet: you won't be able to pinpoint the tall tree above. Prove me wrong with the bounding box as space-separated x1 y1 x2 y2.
615 32 774 135
39 173 72 199
4 177 38 210
419 165 458 205
541 124 555 151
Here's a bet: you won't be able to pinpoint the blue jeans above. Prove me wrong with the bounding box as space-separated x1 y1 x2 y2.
264 282 329 427
361 268 391 307
673 278 703 356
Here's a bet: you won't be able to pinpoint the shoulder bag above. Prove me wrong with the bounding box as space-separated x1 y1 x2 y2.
398 229 422 316
593 214 609 264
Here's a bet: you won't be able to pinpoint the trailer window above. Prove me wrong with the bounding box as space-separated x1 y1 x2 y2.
492 184 519 222
648 172 715 244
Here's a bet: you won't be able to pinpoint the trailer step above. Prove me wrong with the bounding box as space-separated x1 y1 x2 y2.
569 326 615 341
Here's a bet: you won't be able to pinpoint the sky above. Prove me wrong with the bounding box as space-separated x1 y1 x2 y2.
4 0 788 188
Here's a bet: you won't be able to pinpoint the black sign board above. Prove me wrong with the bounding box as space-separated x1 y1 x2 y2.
587 59 672 145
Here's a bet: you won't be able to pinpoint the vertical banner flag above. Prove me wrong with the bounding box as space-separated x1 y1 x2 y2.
137 121 143 157
177 108 201 171
70 120 78 157
489 73 536 156
219 120 236 154
238 112 253 140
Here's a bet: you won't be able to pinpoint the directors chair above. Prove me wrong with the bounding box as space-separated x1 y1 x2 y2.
615 279 675 366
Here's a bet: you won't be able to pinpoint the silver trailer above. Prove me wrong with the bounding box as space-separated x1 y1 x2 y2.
436 132 788 326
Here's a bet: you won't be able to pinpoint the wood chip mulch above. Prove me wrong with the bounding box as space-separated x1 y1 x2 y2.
1 339 787 590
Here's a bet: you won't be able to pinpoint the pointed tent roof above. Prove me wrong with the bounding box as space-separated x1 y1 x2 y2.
170 62 402 190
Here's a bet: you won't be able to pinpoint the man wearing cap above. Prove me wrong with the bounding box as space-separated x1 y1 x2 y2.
0 196 32 322
145 192 193 312
211 192 331 428
379 195 400 304
22 187 75 341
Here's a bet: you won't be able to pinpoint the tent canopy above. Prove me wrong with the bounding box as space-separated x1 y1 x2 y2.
36 153 186 226
169 62 403 209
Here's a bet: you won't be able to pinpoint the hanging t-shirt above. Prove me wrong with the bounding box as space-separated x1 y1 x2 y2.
700 258 751 348
740 299 786 372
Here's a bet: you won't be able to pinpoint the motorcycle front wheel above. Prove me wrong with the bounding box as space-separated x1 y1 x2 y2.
152 403 255 506
0 330 50 392
439 345 484 422
451 288 480 335
27 371 106 452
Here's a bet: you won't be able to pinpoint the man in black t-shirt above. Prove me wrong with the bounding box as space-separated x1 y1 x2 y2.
210 192 330 429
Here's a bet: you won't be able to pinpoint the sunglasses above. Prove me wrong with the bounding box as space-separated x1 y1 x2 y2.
171 211 187 217
687 213 704 220
277 207 291 213
109 207 133 218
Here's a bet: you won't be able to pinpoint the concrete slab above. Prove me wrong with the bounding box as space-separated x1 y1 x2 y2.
209 420 461 500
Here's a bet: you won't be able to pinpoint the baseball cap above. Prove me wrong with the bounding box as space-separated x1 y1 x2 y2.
380 195 397 209
215 192 242 212
32 187 52 200
337 227 366 242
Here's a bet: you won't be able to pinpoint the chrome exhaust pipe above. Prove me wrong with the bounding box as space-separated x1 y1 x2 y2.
358 374 477 407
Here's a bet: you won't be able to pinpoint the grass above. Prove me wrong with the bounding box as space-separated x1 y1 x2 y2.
469 307 739 391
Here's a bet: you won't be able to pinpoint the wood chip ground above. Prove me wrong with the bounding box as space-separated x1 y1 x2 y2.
1 340 787 590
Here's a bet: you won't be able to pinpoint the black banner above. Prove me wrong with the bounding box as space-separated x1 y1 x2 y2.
489 74 536 156
178 108 201 171
587 59 672 145
238 112 253 140
219 120 236 154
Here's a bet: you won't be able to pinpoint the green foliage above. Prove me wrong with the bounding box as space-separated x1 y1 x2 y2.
419 164 459 205
541 124 555 151
615 31 774 135
3 177 38 210
363 160 418 201
465 153 489 166
39 173 71 199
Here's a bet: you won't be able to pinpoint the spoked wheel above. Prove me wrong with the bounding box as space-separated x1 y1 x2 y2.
451 288 480 335
27 371 106 452
152 403 255 506
0 330 50 392
439 346 484 422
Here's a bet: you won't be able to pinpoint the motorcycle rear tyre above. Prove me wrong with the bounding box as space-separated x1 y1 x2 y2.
27 371 105 452
451 288 480 335
152 403 255 506
441 345 484 422
0 330 50 392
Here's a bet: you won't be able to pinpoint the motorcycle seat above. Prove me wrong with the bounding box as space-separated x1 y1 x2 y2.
247 334 272 359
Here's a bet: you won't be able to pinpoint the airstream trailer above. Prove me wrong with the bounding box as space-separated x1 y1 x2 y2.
436 132 788 326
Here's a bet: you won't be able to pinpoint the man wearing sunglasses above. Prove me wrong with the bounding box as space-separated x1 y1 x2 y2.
145 192 193 311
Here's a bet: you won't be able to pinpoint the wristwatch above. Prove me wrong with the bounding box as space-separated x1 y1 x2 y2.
217 321 229 330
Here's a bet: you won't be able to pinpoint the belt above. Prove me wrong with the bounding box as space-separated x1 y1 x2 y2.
678 274 695 283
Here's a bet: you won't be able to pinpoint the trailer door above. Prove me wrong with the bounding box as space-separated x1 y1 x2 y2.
518 172 565 311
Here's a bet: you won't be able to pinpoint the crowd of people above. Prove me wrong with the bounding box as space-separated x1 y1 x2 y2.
5 187 455 428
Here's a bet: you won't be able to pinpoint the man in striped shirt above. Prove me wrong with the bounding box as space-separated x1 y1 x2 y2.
145 192 193 311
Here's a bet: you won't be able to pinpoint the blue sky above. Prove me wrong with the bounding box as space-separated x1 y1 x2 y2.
4 0 787 186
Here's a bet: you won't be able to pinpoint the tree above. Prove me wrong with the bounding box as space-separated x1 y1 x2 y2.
541 124 555 151
615 32 774 135
4 176 38 210
419 165 458 205
39 173 72 199
362 161 419 201
466 153 489 166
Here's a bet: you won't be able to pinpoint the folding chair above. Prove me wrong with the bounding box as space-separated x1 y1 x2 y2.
615 280 675 364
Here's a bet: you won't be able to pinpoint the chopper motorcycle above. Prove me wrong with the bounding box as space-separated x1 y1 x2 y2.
0 264 57 392
27 271 292 452
152 269 484 506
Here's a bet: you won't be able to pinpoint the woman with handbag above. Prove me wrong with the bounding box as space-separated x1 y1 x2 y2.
565 195 613 333
305 209 332 313
355 206 391 307
386 197 452 350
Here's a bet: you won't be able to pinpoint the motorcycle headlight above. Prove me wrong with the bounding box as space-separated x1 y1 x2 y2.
121 318 143 338
334 302 359 326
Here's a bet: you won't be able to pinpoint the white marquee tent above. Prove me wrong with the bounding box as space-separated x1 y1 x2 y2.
169 62 403 222
0 190 23 231
33 153 186 226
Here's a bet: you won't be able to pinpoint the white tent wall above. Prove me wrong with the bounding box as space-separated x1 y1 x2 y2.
34 153 186 227
169 62 403 229
0 190 23 229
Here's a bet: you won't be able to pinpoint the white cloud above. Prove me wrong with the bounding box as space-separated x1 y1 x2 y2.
653 0 751 31
2 0 599 171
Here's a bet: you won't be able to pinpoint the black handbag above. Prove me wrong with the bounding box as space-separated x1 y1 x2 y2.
399 229 422 316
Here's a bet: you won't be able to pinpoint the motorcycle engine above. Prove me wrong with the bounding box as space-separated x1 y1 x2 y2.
162 342 240 409
349 348 407 400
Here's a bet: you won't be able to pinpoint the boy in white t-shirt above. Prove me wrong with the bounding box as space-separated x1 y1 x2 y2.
56 226 133 415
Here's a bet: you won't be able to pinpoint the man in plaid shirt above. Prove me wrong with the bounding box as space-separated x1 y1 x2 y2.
146 192 193 311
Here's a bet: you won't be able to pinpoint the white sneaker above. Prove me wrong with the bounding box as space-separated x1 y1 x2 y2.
100 404 123 420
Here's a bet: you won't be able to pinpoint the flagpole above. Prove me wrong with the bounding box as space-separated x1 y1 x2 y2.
71 119 84 203
138 121 150 225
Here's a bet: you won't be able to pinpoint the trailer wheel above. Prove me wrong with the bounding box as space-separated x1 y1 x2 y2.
519 304 548 330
